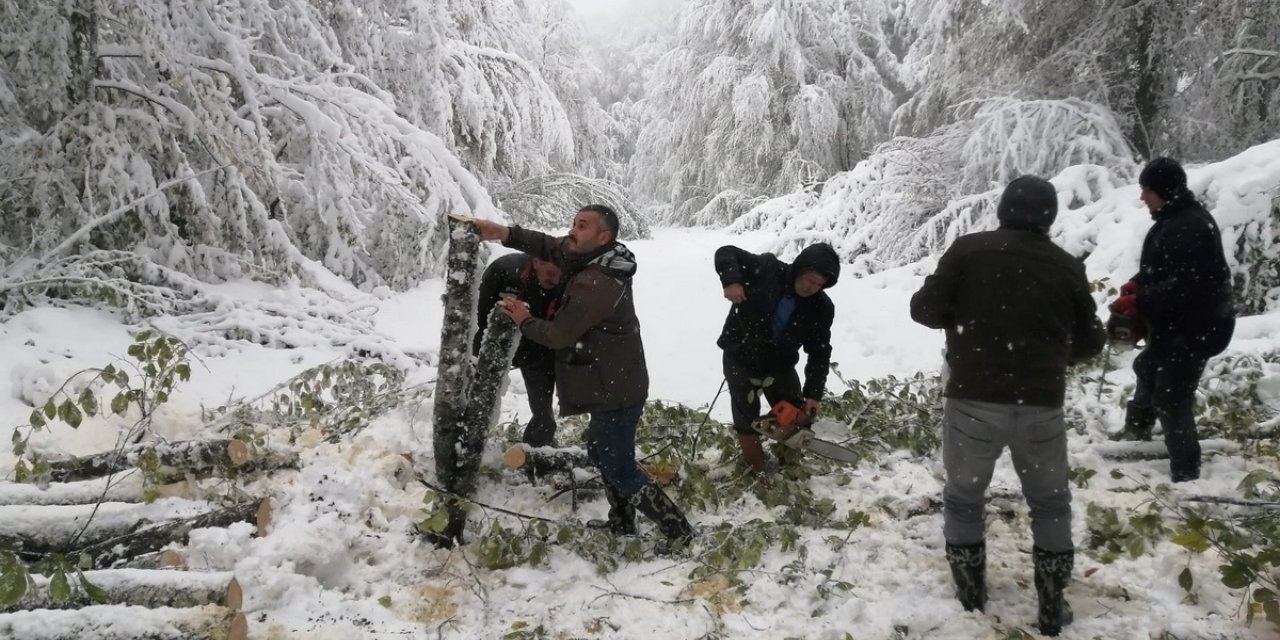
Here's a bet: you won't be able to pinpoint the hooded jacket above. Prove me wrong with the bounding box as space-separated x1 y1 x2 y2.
503 226 649 415
715 244 840 401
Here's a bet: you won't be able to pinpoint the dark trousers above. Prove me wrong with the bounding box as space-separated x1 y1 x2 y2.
519 361 557 447
1131 345 1208 481
723 351 802 435
586 404 651 497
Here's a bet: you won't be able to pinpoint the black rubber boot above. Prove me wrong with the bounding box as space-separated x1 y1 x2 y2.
631 483 695 548
1033 547 1075 636
945 541 987 612
1117 401 1155 441
587 483 637 535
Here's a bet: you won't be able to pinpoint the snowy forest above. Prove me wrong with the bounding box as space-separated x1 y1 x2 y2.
1 0 1278 638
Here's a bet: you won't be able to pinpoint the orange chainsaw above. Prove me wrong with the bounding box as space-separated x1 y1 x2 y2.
751 400 859 463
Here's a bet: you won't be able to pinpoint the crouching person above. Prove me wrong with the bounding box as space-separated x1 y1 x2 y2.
472 206 694 548
714 243 840 473
910 176 1105 635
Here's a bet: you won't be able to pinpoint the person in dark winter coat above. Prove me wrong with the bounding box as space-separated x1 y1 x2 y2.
911 175 1106 636
714 243 840 472
1109 157 1235 481
474 253 563 447
472 206 694 548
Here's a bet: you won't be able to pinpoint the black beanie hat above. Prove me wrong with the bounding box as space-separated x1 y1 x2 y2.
997 175 1058 233
1138 157 1188 201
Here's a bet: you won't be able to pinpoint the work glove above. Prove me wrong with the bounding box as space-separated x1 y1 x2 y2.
1109 294 1139 318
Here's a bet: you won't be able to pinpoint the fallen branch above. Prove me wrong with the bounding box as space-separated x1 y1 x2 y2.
1 570 241 613
1094 439 1240 462
503 444 591 472
76 500 264 568
0 604 246 640
0 474 150 506
46 439 298 483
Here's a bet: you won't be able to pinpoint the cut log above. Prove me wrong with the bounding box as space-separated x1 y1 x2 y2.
1 570 238 612
0 495 261 558
503 445 678 486
75 500 263 569
45 439 298 483
1095 438 1240 462
256 498 273 535
0 475 148 506
0 604 243 640
425 219 483 548
503 445 591 471
119 549 187 570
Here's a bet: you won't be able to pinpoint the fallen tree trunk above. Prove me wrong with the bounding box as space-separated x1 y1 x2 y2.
0 605 246 640
0 475 148 506
425 218 483 548
0 495 265 558
1095 439 1240 462
0 475 207 506
504 445 679 486
1 570 240 613
118 549 187 570
504 444 591 472
79 500 263 569
46 439 297 483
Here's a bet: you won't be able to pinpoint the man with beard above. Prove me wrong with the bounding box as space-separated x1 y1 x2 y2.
472 206 695 548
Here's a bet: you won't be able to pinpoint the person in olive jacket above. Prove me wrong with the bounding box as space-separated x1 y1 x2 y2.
714 243 840 473
1108 157 1235 481
472 206 694 547
473 253 563 448
911 175 1105 636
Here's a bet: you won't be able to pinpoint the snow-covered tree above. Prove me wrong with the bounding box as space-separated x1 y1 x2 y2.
0 0 631 318
894 0 1280 160
733 98 1136 271
629 0 901 225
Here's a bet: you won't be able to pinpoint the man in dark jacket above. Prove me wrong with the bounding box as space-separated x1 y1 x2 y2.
1109 158 1235 481
714 243 840 472
472 206 694 547
911 175 1106 636
474 253 562 447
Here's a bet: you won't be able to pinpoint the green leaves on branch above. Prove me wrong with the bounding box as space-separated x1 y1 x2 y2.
0 551 32 606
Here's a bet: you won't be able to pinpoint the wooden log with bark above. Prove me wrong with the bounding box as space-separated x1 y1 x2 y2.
1095 438 1240 462
426 218 483 548
0 604 247 640
79 500 265 569
45 439 298 483
503 444 592 472
3 500 264 567
425 219 520 547
1 570 241 613
0 475 150 506
503 445 680 486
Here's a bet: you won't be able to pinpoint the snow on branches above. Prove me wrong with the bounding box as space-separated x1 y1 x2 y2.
0 0 612 321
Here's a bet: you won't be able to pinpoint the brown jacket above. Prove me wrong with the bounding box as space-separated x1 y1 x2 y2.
910 229 1106 407
504 227 649 415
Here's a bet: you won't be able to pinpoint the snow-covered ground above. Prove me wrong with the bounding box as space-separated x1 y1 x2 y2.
0 226 1277 639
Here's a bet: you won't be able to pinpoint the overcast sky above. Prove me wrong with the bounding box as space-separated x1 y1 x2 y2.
564 0 636 22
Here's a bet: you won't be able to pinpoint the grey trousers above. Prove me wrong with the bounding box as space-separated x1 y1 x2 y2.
942 398 1073 552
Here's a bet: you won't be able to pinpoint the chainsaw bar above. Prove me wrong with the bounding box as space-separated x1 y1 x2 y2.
803 437 859 463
